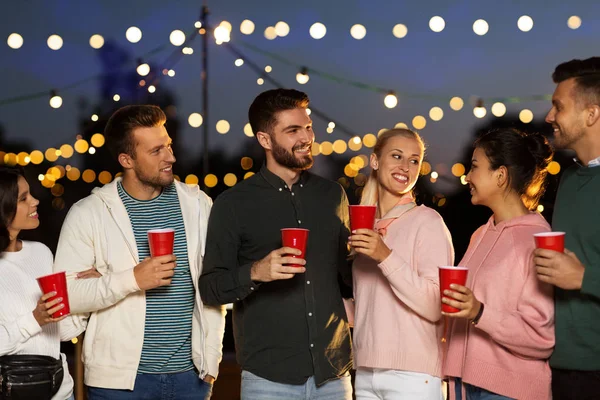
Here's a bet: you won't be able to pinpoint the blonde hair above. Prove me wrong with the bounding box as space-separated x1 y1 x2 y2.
360 129 425 206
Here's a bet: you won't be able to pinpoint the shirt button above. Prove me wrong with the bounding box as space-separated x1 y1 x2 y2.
279 188 283 192
306 281 311 285
250 287 255 291
236 298 240 301
300 184 303 187
308 312 313 317
284 185 288 189
298 220 301 224
291 192 295 196
310 343 314 348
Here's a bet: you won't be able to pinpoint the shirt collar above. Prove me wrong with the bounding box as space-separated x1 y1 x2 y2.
259 164 310 190
572 155 600 168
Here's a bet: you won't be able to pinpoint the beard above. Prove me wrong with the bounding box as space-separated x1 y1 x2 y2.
133 164 174 188
553 126 585 150
271 136 314 170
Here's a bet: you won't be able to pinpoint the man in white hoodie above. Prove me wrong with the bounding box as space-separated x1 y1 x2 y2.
54 105 226 399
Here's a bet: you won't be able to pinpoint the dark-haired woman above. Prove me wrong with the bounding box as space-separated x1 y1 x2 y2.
0 167 95 399
442 129 556 400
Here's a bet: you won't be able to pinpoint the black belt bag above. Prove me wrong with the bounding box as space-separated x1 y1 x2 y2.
0 355 63 400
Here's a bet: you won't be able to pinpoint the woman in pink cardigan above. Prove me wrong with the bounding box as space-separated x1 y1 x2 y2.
349 128 454 399
443 128 555 400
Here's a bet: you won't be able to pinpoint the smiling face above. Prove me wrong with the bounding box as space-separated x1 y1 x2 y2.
127 125 176 188
264 108 315 170
466 147 502 207
545 78 588 150
371 135 423 196
7 176 40 238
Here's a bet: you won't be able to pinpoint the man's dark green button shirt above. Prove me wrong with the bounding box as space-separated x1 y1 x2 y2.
200 165 353 385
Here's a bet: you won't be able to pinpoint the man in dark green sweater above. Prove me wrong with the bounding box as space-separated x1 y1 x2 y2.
534 57 600 400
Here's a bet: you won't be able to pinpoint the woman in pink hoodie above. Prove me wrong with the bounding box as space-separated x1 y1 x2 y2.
443 128 555 400
349 128 454 399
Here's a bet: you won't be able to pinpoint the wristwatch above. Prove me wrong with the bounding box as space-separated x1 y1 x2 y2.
471 303 485 326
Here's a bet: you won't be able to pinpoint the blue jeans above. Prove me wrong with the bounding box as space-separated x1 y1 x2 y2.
241 370 352 400
454 378 514 400
87 370 213 400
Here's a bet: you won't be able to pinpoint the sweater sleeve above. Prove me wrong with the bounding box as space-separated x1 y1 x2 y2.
0 312 42 355
475 232 555 359
377 211 455 322
54 202 140 314
581 263 600 300
201 304 227 378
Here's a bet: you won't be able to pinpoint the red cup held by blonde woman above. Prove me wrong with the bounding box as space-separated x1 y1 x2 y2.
349 205 377 231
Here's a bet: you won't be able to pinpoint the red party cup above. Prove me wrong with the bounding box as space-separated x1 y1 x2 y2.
37 271 70 318
534 232 565 253
148 228 175 257
439 266 469 313
281 228 309 268
349 205 377 231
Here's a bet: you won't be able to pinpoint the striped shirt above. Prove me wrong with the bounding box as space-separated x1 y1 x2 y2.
118 182 195 374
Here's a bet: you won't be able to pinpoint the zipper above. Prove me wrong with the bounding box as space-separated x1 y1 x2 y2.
6 380 52 397
105 204 137 262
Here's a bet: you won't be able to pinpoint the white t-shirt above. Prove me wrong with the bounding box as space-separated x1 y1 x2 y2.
0 240 74 400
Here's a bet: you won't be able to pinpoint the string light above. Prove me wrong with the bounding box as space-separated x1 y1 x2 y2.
214 25 231 43
170 30 186 46
216 120 230 134
429 16 445 32
49 91 63 109
518 16 534 32
148 85 156 93
567 16 582 29
472 19 489 36
89 34 104 49
188 113 203 128
392 24 408 38
243 123 254 137
126 26 142 43
136 61 150 76
384 92 398 109
235 58 244 67
491 102 506 117
264 27 277 40
519 109 534 123
429 107 444 121
240 20 255 35
113 94 120 101
47 34 63 50
275 21 290 37
449 97 464 111
91 114 99 122
296 67 309 84
7 33 24 49
309 23 327 39
350 24 367 40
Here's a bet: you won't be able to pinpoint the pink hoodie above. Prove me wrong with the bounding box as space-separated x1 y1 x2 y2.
352 203 454 377
443 213 555 400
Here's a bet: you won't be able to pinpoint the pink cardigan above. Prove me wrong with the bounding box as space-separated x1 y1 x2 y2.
443 213 555 400
352 203 454 377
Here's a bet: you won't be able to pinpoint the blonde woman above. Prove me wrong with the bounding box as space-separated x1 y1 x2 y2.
349 129 454 399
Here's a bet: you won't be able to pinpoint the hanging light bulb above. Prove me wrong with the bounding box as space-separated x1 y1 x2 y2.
136 59 150 76
49 90 62 109
473 98 487 118
384 92 398 108
296 67 309 84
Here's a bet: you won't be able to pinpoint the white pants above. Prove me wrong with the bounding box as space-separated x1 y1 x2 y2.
355 368 443 400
